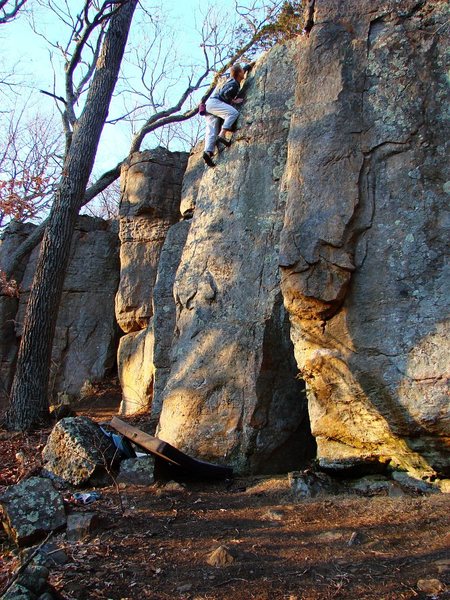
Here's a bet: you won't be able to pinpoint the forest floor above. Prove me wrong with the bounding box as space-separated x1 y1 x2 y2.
1 381 449 600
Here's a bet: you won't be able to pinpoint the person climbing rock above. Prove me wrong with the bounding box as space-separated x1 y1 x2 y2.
203 64 246 168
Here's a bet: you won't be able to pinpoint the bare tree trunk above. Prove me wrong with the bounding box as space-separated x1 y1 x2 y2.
5 0 137 430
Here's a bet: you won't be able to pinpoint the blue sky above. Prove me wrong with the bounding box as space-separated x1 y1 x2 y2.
1 0 242 175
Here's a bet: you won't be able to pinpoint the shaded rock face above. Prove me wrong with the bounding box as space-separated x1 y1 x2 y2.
0 216 119 413
279 0 449 474
116 148 188 415
156 41 315 473
0 222 35 412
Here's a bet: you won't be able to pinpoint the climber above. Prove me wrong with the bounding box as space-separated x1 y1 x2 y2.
202 64 246 168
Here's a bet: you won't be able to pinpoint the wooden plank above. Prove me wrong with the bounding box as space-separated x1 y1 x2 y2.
110 417 233 479
110 417 179 465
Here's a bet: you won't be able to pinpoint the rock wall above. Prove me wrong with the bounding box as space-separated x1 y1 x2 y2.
0 216 120 413
116 148 189 415
152 0 448 475
156 41 315 473
280 0 449 475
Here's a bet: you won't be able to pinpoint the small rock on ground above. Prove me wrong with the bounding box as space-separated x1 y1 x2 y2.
417 578 446 595
207 545 235 567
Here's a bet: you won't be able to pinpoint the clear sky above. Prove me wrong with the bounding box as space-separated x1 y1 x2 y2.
1 0 242 177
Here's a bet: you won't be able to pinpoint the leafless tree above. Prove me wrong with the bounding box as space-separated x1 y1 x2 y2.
0 0 28 25
6 0 138 430
0 103 61 230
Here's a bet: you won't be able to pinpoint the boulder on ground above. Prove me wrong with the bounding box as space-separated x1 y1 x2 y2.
42 417 116 486
288 470 341 498
0 477 66 547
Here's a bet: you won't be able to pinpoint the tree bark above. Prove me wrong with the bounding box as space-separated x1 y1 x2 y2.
5 0 137 430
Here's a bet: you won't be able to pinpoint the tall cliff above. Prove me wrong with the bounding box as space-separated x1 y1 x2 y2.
140 0 448 475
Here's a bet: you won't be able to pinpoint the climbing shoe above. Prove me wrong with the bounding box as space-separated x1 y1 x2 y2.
216 136 231 148
203 152 215 167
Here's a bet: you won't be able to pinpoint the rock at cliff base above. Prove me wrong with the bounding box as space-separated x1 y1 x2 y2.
0 477 66 547
42 417 115 486
117 456 155 486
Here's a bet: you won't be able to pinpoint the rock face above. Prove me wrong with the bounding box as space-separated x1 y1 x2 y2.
115 147 189 333
151 0 448 475
116 148 189 414
0 215 120 413
0 222 36 412
157 41 314 473
0 477 66 546
279 0 449 474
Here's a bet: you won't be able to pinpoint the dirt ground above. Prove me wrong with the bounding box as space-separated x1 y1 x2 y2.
1 384 449 600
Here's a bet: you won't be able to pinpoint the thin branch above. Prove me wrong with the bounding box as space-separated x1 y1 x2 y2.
0 0 28 25
39 89 67 105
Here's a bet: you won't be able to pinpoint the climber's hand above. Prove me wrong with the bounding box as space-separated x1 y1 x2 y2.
232 98 244 104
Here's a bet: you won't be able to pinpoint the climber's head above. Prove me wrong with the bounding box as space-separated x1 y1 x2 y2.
230 64 245 83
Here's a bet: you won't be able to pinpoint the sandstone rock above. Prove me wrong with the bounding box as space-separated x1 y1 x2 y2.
42 417 115 485
434 559 450 575
179 144 204 218
35 543 68 567
157 41 314 474
206 545 235 567
16 566 49 596
264 509 284 521
0 477 66 546
162 481 185 493
66 512 97 541
3 565 54 600
117 456 155 486
115 217 172 333
279 0 450 475
118 327 154 415
151 221 191 418
435 479 450 494
115 148 188 333
14 216 120 398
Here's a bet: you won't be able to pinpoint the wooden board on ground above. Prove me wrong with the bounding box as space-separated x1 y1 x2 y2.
110 417 233 480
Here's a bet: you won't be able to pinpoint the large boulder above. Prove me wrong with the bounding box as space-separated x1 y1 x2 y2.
115 148 188 415
42 417 115 485
115 147 189 333
156 41 314 473
279 0 450 474
0 477 66 547
154 0 448 476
